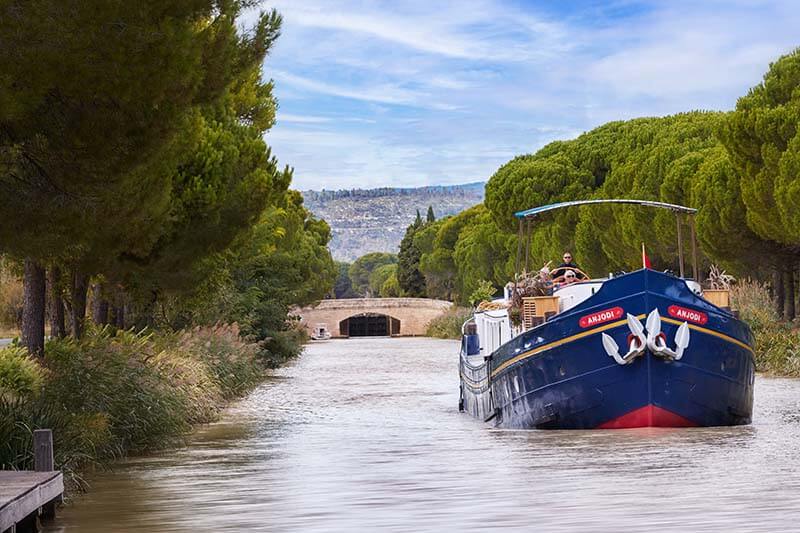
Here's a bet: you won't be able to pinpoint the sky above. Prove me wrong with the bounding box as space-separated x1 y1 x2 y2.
252 0 799 190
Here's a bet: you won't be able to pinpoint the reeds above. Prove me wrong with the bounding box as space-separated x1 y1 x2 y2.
425 306 473 339
731 279 800 376
0 324 266 490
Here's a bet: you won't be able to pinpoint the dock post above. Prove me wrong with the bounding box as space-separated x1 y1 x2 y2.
33 429 57 520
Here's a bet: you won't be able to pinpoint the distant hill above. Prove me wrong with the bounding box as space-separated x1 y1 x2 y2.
302 182 485 262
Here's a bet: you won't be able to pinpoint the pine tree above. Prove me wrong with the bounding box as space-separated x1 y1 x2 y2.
0 1 287 349
426 205 436 223
397 220 427 297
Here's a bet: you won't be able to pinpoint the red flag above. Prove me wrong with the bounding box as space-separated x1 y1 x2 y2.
642 243 652 269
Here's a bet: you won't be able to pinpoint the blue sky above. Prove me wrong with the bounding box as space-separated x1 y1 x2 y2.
255 0 799 190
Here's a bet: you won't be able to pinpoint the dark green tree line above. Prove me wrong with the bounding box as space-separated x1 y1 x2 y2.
0 2 336 356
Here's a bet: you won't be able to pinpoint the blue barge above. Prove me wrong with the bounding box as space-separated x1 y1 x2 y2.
459 200 755 429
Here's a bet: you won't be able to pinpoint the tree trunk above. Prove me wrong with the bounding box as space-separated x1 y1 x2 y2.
48 267 66 338
774 268 785 318
91 283 109 325
70 270 90 338
784 267 796 322
21 259 46 357
113 304 126 330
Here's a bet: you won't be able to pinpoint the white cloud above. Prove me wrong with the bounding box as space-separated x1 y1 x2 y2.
259 0 800 189
270 0 570 62
277 113 332 124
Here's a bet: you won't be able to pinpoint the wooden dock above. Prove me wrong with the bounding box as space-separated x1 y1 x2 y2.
0 430 64 533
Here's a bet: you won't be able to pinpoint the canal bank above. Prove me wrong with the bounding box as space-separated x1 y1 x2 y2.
45 337 800 532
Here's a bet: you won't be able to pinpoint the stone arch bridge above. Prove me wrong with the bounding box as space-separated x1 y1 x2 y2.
296 298 453 337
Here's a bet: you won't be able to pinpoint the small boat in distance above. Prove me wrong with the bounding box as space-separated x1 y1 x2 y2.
459 199 755 429
311 323 332 340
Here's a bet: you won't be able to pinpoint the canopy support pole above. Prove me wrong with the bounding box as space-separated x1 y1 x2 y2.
524 219 532 273
689 215 699 281
515 219 523 278
676 212 685 278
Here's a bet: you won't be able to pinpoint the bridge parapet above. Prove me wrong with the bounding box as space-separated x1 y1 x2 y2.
296 298 453 337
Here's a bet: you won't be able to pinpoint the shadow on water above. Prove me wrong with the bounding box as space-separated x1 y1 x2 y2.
46 338 800 532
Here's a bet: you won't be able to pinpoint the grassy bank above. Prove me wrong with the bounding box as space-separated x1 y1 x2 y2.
0 324 270 489
425 306 473 339
732 280 800 376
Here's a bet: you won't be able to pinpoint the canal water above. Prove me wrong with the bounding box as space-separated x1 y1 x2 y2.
46 338 800 532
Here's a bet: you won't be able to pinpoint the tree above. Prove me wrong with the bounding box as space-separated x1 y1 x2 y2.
168 189 336 361
107 48 289 316
369 264 397 297
0 1 282 350
397 218 426 297
717 48 800 318
348 253 397 297
426 206 436 223
380 274 401 297
418 207 483 301
333 262 357 299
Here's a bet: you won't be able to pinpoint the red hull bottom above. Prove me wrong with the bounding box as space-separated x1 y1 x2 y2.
597 404 698 429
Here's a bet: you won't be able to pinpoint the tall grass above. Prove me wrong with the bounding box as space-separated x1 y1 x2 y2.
0 324 266 489
731 279 800 376
425 306 473 339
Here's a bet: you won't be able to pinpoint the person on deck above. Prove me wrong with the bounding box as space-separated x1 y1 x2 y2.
558 252 586 280
559 252 579 270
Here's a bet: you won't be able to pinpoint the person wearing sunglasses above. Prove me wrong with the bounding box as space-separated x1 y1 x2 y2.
558 252 586 280
559 252 578 270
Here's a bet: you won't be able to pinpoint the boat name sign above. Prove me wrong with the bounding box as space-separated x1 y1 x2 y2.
580 307 624 328
667 305 708 325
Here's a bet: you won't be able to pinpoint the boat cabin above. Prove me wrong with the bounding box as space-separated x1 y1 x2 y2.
464 199 722 358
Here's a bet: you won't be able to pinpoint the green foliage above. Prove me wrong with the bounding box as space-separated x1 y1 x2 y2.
380 273 401 297
469 279 497 306
333 261 358 298
692 144 780 275
397 218 427 297
369 263 398 296
425 306 473 339
417 206 484 301
0 325 264 476
0 1 279 264
426 205 436 223
719 48 800 247
453 208 516 304
731 280 800 375
214 192 336 365
0 347 44 399
349 252 397 296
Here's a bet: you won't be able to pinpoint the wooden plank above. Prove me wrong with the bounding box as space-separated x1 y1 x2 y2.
33 430 54 473
0 471 63 531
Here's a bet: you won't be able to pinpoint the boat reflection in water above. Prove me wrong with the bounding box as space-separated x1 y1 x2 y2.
459 199 754 429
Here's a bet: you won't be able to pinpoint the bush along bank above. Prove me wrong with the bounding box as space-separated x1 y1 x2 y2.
732 280 800 376
0 324 271 490
425 306 473 339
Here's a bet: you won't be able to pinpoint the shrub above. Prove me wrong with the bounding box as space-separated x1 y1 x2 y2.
0 347 44 399
731 279 800 376
425 306 473 339
176 324 263 400
469 279 496 306
0 324 267 485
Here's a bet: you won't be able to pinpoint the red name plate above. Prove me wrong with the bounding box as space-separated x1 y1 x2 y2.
668 305 708 325
579 307 624 328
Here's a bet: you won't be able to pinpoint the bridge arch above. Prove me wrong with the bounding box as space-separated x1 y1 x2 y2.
339 313 401 337
296 298 452 338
